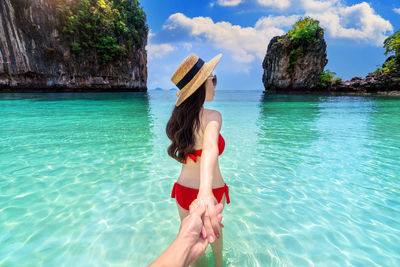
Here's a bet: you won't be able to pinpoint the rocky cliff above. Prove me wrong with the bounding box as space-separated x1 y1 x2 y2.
262 17 400 94
262 28 327 93
328 72 400 94
0 0 147 92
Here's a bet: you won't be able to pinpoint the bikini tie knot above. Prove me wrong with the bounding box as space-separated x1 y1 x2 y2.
184 153 197 164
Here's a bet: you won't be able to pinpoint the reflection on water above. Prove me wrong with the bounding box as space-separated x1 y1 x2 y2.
252 94 400 266
257 94 321 172
0 92 156 266
365 97 400 182
1 91 400 266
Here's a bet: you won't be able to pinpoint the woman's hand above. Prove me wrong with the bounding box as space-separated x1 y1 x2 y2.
194 195 222 243
178 200 208 265
150 199 225 267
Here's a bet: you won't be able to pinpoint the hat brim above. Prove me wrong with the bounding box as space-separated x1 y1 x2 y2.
175 53 222 107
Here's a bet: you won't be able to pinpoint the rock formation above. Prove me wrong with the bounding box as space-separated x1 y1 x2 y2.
262 21 400 95
0 0 147 92
328 67 400 94
262 28 327 93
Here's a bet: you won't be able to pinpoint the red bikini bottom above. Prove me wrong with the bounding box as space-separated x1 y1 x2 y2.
171 182 231 210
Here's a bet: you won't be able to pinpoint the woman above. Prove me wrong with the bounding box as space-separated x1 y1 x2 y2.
166 53 230 267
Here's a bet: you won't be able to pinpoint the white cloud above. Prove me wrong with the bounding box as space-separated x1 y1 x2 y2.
302 0 393 45
146 30 181 60
148 31 155 38
146 31 175 60
257 0 291 9
394 8 400 15
162 13 288 63
182 42 193 50
301 0 339 12
217 0 243 6
214 0 392 45
149 0 392 64
255 15 300 28
146 43 175 60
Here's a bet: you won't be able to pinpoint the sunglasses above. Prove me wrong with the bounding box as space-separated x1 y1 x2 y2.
208 74 217 86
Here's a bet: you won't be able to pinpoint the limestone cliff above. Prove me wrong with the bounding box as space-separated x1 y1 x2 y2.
262 28 327 92
0 0 148 92
329 71 400 94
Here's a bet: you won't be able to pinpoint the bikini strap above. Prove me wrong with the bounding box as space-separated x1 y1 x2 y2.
171 182 177 198
184 153 197 164
225 184 230 204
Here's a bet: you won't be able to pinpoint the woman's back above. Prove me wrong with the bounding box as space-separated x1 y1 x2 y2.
168 53 227 267
177 108 225 189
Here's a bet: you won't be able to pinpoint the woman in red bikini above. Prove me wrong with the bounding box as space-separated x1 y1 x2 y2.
166 53 229 266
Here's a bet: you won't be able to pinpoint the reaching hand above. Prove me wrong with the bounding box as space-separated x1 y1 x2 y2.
186 199 224 264
179 200 208 265
193 195 222 244
150 200 224 267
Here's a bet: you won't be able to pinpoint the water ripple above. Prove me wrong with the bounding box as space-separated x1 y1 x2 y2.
1 91 400 266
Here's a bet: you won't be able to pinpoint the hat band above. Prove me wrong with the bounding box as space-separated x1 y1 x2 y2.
176 58 205 90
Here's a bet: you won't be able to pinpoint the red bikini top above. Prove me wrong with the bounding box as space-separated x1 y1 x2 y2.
184 134 225 164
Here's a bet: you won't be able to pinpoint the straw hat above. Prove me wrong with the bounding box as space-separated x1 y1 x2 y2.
171 53 222 107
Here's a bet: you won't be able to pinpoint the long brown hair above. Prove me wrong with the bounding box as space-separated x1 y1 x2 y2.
166 82 206 163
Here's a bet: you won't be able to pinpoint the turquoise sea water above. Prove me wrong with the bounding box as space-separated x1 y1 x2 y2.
1 90 400 266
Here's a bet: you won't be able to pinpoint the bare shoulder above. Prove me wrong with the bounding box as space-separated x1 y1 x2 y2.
203 109 222 123
201 109 222 133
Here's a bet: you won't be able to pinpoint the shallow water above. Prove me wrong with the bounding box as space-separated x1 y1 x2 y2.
0 91 399 266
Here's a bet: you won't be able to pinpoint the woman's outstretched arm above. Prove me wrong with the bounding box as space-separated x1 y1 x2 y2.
198 110 222 243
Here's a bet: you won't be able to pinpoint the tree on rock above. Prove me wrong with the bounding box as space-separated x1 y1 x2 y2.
382 30 400 72
262 17 327 92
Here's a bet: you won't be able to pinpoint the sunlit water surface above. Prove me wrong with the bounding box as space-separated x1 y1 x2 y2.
1 90 399 266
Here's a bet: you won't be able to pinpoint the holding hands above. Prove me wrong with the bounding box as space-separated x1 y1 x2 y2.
193 195 223 244
185 199 224 264
150 199 224 267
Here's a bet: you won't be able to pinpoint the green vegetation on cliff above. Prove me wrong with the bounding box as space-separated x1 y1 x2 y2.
375 30 400 73
57 0 147 64
319 70 341 88
281 17 323 73
287 17 322 46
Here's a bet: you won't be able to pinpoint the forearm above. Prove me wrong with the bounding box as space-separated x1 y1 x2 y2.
149 238 190 267
198 146 219 196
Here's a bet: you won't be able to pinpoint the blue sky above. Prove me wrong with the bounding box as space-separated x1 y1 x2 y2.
141 0 400 90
